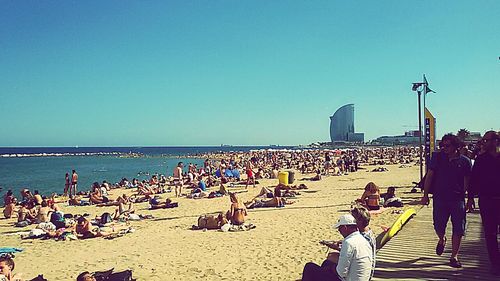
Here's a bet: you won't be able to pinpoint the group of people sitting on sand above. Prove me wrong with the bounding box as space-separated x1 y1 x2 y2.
302 205 376 281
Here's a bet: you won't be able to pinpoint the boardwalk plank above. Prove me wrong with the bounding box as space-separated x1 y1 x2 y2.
373 205 497 281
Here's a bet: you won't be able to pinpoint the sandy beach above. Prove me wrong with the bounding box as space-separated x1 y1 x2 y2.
1 164 423 281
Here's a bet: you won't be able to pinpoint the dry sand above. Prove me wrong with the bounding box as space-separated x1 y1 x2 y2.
1 164 423 280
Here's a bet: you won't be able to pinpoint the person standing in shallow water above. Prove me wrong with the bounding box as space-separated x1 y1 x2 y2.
467 131 500 276
64 173 70 197
421 133 471 268
70 170 78 197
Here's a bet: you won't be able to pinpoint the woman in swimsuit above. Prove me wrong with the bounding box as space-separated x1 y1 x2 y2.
227 193 247 225
64 173 70 197
360 182 381 211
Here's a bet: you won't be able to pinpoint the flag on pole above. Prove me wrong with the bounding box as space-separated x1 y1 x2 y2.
423 75 435 94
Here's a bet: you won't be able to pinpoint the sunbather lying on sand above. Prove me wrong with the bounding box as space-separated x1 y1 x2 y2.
193 213 228 230
244 196 294 209
149 198 178 209
75 216 129 239
300 170 322 181
75 216 109 239
113 201 135 219
96 194 130 207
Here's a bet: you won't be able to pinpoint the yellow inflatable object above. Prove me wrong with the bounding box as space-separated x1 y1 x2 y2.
380 208 416 247
278 171 289 185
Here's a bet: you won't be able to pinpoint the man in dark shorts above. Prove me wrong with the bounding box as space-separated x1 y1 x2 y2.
71 169 78 197
422 133 471 268
467 131 500 276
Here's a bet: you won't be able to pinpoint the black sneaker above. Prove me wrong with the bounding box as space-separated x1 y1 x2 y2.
449 258 462 268
435 238 446 256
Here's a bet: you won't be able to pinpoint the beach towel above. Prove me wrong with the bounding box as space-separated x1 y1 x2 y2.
368 207 387 215
0 248 23 255
226 223 256 232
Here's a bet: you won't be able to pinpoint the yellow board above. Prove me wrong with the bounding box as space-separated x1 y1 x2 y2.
380 208 417 246
278 171 289 185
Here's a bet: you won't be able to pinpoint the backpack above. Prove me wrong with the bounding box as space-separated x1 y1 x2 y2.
101 212 113 224
108 270 134 281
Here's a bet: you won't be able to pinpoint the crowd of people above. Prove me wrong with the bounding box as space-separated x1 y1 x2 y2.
1 131 498 280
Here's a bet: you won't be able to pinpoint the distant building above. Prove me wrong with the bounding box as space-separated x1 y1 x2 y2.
329 104 364 143
373 130 420 145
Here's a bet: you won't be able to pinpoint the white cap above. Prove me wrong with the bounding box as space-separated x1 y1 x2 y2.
333 214 357 229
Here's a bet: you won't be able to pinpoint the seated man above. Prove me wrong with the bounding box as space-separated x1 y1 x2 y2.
17 202 36 225
89 186 110 205
35 200 53 224
302 214 373 281
3 197 18 219
0 256 23 281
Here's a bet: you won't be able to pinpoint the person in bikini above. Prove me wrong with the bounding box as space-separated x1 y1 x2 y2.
245 160 256 189
226 193 247 225
36 200 53 223
64 173 70 197
359 182 381 211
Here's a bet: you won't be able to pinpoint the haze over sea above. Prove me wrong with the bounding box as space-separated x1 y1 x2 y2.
0 146 291 196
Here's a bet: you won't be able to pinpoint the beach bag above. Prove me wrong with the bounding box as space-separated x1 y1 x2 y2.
94 269 134 281
51 212 66 229
107 270 134 281
101 212 113 224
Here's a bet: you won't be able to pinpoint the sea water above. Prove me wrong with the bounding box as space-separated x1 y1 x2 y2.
0 146 291 198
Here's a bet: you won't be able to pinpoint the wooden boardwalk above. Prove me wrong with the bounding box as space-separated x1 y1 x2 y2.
373 204 496 281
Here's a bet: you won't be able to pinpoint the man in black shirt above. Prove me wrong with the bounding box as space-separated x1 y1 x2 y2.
467 131 500 276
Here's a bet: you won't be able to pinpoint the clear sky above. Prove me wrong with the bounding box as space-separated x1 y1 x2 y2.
1 1 498 146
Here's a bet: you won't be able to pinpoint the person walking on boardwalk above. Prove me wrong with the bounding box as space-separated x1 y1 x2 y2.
70 170 78 197
467 131 500 276
421 133 471 268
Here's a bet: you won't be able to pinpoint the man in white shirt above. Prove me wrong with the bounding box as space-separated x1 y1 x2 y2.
302 214 373 281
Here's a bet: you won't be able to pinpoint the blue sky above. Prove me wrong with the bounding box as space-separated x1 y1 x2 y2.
1 1 498 146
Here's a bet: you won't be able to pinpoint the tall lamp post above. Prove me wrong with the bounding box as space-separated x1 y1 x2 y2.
412 85 424 182
412 75 435 182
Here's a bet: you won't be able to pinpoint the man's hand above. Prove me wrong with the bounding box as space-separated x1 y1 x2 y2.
320 240 341 250
466 199 475 212
421 194 430 205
